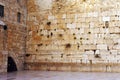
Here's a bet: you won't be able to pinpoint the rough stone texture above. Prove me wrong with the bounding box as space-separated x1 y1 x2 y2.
0 0 27 73
26 0 120 72
0 25 8 73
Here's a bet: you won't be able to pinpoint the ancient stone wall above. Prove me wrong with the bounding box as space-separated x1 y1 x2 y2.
26 0 120 72
0 26 6 73
0 0 27 73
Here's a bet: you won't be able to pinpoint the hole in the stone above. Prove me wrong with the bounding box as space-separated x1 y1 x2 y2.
25 54 30 57
115 15 117 17
36 49 38 52
40 29 42 31
86 38 89 40
61 54 63 58
80 37 83 40
37 43 43 47
77 45 79 49
66 54 71 56
40 34 44 36
47 22 51 26
3 25 7 30
94 54 101 58
66 43 71 48
54 29 56 31
88 32 91 34
74 37 76 40
89 60 92 64
47 35 49 38
82 0 86 2
51 32 53 36
36 30 38 33
73 33 75 35
93 50 96 55
114 43 118 45
59 34 63 37
56 0 59 2
105 21 109 28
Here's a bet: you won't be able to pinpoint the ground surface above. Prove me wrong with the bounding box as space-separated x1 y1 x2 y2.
0 71 120 80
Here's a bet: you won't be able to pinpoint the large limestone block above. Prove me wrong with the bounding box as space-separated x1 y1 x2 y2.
85 50 94 54
99 50 110 54
97 44 108 50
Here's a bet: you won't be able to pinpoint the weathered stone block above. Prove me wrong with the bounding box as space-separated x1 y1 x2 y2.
97 44 107 50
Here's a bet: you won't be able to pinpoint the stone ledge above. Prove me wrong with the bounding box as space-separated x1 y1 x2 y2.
25 62 120 72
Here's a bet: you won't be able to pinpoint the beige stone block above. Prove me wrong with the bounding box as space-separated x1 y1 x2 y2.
88 55 94 60
99 50 110 54
59 46 65 50
70 45 77 50
110 50 117 54
51 45 59 50
117 39 120 44
109 27 120 33
97 44 107 50
82 39 94 45
95 50 100 54
84 45 97 50
104 39 114 44
81 59 88 64
115 54 120 59
85 50 94 54
82 55 88 60
81 65 91 72
114 45 120 50
91 64 106 72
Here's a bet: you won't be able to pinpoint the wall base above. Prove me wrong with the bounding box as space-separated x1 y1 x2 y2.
25 62 120 72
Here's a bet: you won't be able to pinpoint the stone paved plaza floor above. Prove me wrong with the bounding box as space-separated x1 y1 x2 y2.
0 71 120 80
